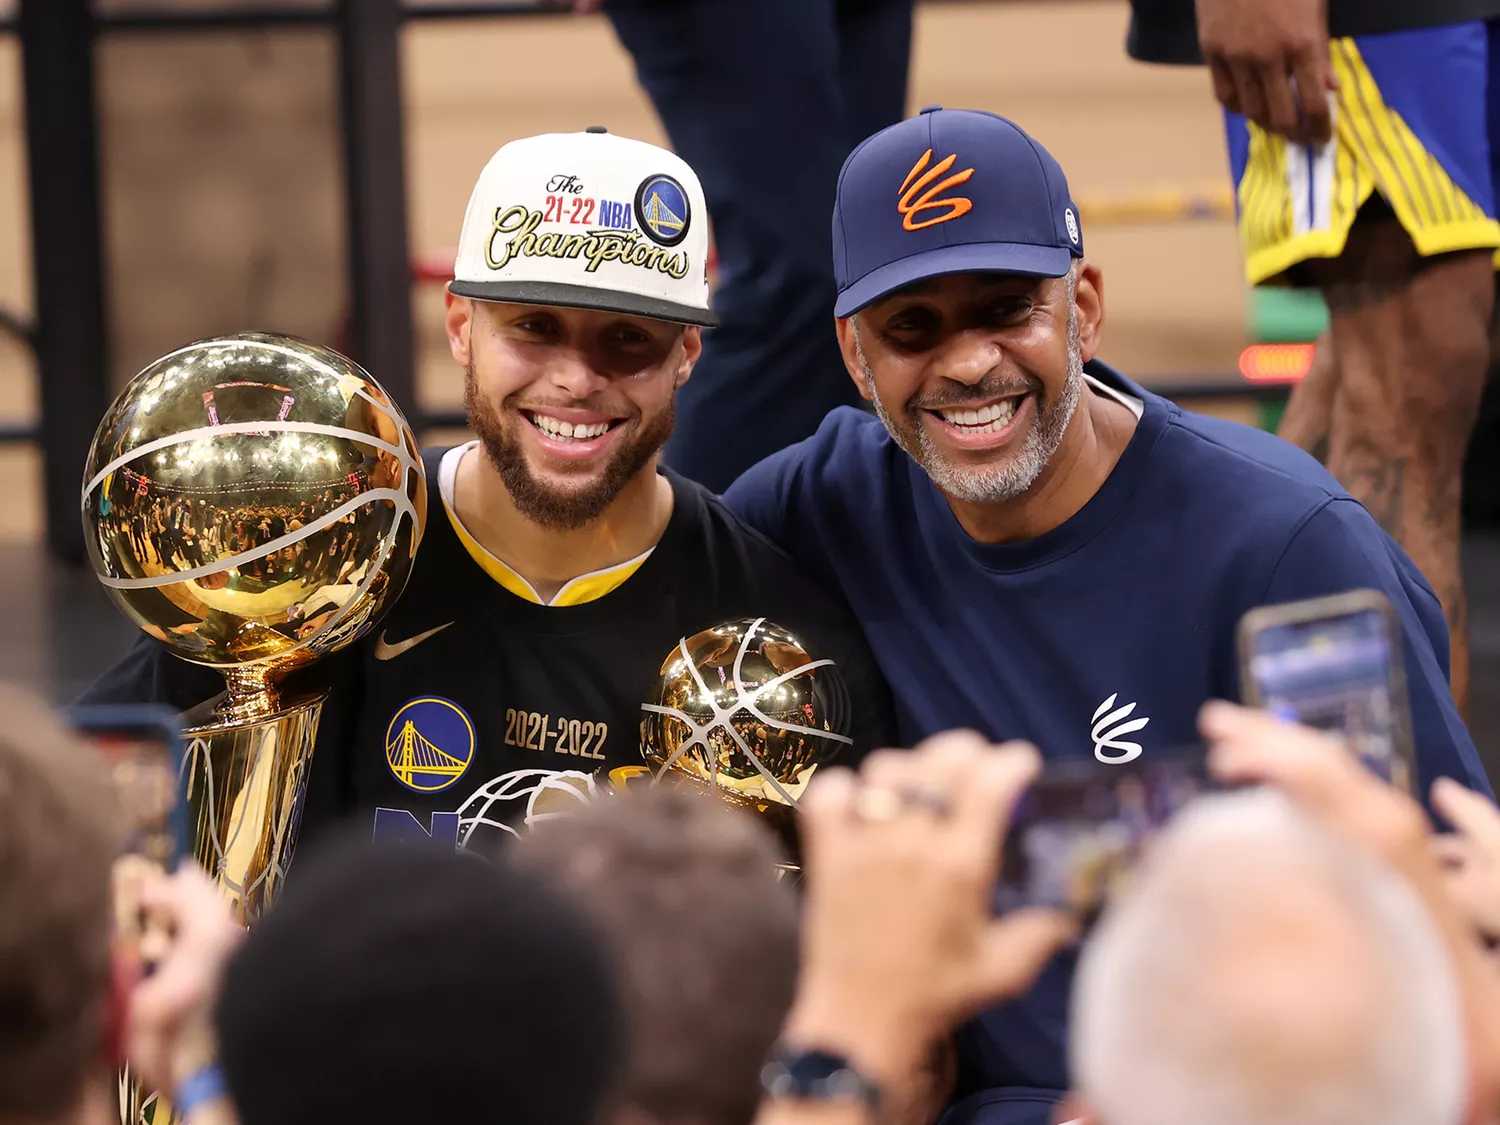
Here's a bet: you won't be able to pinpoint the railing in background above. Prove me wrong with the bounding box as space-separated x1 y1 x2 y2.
0 177 1286 446
0 0 1294 566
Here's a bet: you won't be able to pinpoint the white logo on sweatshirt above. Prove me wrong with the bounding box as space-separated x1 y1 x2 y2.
1092 693 1149 764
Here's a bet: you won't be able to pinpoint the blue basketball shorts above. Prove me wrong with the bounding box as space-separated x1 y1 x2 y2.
1224 20 1500 284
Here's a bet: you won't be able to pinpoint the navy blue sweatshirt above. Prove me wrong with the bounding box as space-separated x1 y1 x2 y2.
724 360 1488 1125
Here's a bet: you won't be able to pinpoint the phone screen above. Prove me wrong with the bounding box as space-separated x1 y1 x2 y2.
1243 605 1411 791
995 752 1213 926
68 706 185 966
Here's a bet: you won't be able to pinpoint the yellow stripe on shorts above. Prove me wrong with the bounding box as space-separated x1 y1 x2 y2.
1235 38 1500 285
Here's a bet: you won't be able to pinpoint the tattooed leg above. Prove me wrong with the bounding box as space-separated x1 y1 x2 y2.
1277 329 1338 465
1315 214 1492 715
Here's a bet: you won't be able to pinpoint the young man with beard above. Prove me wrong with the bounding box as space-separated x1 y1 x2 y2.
82 129 892 853
723 107 1490 1125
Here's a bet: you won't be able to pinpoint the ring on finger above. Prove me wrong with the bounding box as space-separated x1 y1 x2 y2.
854 785 952 822
901 786 953 819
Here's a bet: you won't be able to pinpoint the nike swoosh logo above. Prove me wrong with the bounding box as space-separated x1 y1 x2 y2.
373 622 454 661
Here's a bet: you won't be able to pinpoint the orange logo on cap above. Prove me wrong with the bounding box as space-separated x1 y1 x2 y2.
897 149 975 231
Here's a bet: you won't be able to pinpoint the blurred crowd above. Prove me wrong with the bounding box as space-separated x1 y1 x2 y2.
106 481 370 586
8 683 1500 1125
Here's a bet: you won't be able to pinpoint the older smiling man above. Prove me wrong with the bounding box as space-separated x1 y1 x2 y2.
723 106 1490 1125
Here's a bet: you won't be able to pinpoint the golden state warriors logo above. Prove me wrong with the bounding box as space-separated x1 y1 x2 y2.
385 697 475 793
635 174 690 247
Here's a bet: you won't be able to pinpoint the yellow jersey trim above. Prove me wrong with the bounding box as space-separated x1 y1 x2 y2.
1236 38 1500 286
437 443 652 607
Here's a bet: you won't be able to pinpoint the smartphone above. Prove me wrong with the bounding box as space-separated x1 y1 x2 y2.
994 749 1215 926
1237 589 1414 793
67 705 187 967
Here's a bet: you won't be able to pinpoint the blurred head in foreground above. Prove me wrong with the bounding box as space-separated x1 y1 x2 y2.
0 686 121 1125
1072 788 1465 1125
517 784 799 1125
216 837 623 1125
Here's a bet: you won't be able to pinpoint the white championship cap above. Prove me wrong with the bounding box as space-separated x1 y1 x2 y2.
450 127 717 327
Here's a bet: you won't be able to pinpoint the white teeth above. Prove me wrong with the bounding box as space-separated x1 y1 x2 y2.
531 414 611 441
939 399 1018 432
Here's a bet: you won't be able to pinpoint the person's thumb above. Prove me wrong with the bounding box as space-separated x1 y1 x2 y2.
972 909 1077 1007
1433 777 1500 848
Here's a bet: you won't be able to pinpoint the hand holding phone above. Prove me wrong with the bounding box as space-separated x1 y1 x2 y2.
1237 589 1415 793
67 706 187 970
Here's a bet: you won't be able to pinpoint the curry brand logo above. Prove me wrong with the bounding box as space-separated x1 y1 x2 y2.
898 148 975 231
1091 693 1149 764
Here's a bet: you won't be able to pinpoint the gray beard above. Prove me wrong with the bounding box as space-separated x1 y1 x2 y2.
863 307 1084 505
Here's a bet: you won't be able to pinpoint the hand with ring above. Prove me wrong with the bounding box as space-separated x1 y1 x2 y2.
782 730 1077 1100
853 784 951 822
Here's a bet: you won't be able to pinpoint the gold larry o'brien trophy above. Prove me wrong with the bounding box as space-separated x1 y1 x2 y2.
81 333 427 1124
640 618 854 870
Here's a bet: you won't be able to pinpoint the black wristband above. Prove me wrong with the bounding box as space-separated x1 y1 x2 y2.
760 1042 883 1114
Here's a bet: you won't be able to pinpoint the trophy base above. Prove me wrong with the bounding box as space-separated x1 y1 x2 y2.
119 1069 174 1125
119 682 328 1125
684 781 806 875
179 682 325 924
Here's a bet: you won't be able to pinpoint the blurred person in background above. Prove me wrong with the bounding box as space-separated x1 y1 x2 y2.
212 836 622 1125
1127 0 1500 714
546 0 915 492
0 687 122 1125
1072 786 1468 1125
517 784 802 1125
725 106 1489 1125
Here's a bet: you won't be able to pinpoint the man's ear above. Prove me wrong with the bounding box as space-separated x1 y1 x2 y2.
445 289 476 367
675 326 703 389
1073 261 1105 364
834 316 875 403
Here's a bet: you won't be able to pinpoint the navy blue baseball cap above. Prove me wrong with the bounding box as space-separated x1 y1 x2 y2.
832 107 1084 318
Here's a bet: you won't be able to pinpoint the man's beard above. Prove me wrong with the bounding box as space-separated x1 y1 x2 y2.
465 356 675 531
862 305 1084 505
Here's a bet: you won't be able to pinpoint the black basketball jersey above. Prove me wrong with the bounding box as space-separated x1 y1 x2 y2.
80 449 897 855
